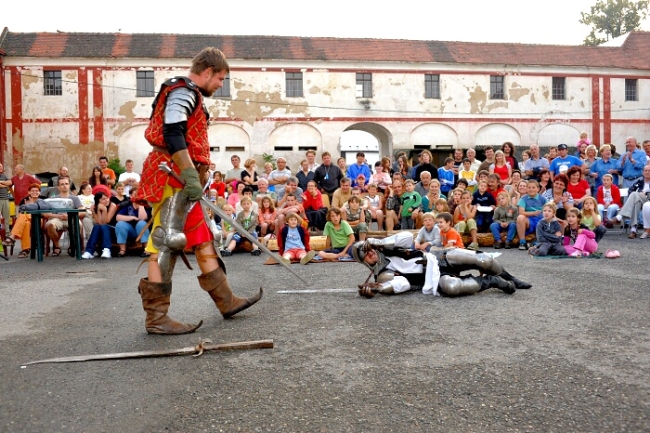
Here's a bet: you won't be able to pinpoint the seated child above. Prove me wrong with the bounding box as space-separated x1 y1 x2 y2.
529 202 566 256
220 204 236 249
516 179 547 250
400 179 422 230
317 207 356 261
257 196 277 239
236 186 259 214
458 158 477 192
209 171 226 198
596 173 622 227
455 178 469 192
278 212 317 265
344 196 368 241
221 196 261 256
563 208 598 257
432 198 449 219
453 190 479 250
471 179 496 232
365 183 384 230
490 191 518 249
581 196 606 242
414 212 442 251
437 212 464 248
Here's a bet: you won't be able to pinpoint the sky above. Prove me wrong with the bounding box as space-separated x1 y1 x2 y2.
4 0 650 46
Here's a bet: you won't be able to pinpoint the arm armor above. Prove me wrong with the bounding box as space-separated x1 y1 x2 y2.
163 87 197 155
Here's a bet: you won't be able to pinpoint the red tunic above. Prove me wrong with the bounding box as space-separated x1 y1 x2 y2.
136 77 211 204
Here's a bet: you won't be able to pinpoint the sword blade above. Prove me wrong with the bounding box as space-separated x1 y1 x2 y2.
199 197 308 285
277 288 358 294
22 339 274 366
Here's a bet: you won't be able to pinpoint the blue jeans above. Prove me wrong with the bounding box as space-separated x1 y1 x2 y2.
86 224 112 254
115 220 149 244
490 221 516 243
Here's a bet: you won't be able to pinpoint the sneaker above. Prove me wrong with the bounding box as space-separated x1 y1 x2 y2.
518 242 527 250
280 257 291 266
570 251 582 257
640 232 649 239
82 251 94 259
338 256 355 262
468 242 479 250
582 251 590 257
494 242 503 249
312 255 323 261
251 249 262 256
300 250 318 265
504 241 512 249
101 248 111 259
628 231 637 239
221 249 232 257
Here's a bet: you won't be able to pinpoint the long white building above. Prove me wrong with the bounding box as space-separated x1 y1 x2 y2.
1 28 649 177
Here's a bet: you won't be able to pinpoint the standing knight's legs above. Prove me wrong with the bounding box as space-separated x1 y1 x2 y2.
140 189 201 335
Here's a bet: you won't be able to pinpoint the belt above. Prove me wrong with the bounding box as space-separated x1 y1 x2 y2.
624 176 640 180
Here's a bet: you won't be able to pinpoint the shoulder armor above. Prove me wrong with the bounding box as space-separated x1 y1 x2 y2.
164 87 197 124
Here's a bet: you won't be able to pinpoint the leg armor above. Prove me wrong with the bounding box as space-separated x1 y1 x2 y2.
151 191 190 283
442 248 503 275
438 275 481 296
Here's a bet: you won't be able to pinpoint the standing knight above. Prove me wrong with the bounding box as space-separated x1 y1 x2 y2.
134 47 261 335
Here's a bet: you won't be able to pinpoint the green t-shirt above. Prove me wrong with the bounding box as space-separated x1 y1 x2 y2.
323 220 354 248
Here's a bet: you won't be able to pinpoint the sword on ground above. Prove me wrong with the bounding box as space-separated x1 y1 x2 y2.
22 339 273 366
158 163 308 285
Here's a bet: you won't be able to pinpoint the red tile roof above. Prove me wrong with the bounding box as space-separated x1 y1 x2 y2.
2 29 650 70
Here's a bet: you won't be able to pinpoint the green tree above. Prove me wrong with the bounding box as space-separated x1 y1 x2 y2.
580 0 649 46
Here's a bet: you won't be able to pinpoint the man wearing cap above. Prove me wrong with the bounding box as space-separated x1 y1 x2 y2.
352 231 531 298
549 144 583 176
268 157 292 198
617 137 648 188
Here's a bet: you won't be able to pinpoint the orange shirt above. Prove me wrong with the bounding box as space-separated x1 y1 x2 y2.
102 168 116 181
440 227 465 248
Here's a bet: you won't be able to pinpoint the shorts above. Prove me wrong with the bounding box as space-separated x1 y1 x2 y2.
323 247 353 258
45 217 69 231
283 248 307 260
526 215 542 235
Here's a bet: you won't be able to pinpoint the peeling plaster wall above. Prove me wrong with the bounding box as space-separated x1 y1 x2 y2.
609 78 650 120
21 68 79 119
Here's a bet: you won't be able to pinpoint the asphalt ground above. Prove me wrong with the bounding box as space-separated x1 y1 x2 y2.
0 232 649 433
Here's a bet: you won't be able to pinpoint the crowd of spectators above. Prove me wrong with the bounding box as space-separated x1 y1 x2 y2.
2 135 650 261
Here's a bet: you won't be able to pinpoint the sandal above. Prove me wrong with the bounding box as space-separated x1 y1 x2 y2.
18 249 30 258
2 237 15 247
51 247 62 257
117 250 127 258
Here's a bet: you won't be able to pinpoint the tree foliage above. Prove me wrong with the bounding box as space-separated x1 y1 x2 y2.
580 0 649 46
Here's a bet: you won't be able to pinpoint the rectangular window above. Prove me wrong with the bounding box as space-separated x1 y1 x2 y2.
552 77 566 100
625 78 638 101
286 72 303 97
356 73 372 98
136 71 155 97
44 70 62 96
425 74 440 99
490 75 504 99
213 74 231 98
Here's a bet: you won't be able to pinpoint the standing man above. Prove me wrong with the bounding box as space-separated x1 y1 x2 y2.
313 151 343 202
134 47 261 335
9 164 41 208
224 155 242 185
48 166 77 194
523 144 550 180
549 143 583 176
118 159 141 196
478 146 496 174
452 148 464 184
346 152 372 188
618 137 648 188
99 156 116 187
0 163 11 229
466 148 482 174
43 176 85 257
305 150 319 172
268 157 292 198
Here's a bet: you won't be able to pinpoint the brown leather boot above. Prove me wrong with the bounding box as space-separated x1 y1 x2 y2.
198 268 263 318
138 278 203 335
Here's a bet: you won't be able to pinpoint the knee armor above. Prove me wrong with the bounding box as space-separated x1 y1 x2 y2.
443 248 503 275
438 275 481 296
152 192 191 283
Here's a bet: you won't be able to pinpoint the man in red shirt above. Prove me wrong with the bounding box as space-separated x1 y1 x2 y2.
10 164 40 206
487 173 506 202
